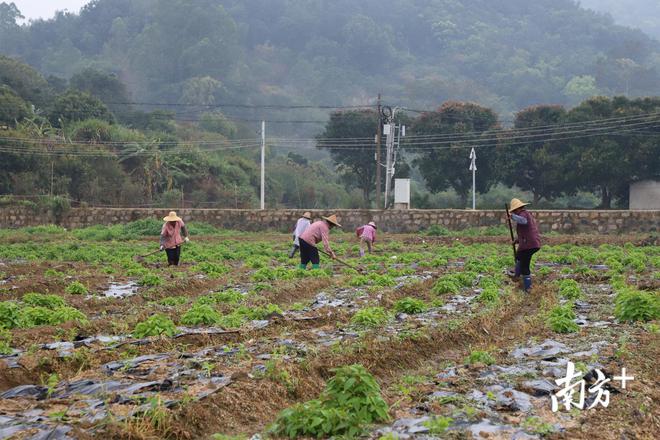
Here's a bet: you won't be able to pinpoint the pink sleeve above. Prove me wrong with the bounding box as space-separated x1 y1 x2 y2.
321 230 331 253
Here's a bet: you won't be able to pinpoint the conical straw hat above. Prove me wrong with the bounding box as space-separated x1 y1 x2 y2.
163 211 182 222
322 214 342 228
508 198 529 212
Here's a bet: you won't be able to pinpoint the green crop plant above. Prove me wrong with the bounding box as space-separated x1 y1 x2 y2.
65 281 88 295
49 307 88 326
465 350 495 366
614 288 660 323
547 304 579 333
351 307 390 328
268 364 389 438
158 296 188 307
477 287 500 304
22 293 67 309
423 416 453 434
133 314 177 338
138 273 163 287
432 277 461 295
537 266 552 276
557 279 582 300
522 416 555 435
181 304 222 326
0 328 13 355
213 290 244 304
393 297 428 314
238 303 283 320
197 262 229 278
19 306 55 327
0 302 22 329
216 313 245 329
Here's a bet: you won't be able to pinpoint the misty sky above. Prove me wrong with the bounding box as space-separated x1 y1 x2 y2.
12 0 90 21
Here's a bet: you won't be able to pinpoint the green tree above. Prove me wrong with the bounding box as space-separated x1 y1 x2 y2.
69 68 130 115
566 96 660 208
317 110 379 206
495 105 574 203
0 55 51 107
0 85 31 126
48 90 114 127
412 101 500 207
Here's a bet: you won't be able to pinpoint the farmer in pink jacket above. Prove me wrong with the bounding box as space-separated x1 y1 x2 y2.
298 214 341 269
159 211 189 266
357 221 377 257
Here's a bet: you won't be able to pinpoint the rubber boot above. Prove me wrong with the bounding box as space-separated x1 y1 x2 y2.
507 260 521 281
312 263 321 270
359 248 365 257
523 276 532 292
298 263 306 270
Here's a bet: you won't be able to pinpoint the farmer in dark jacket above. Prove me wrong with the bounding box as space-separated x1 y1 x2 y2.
509 198 541 291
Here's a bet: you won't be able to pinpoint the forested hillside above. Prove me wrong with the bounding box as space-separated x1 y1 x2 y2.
0 0 658 210
580 0 660 40
1 0 659 118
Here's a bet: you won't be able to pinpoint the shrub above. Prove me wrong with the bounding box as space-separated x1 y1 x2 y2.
65 281 88 295
268 364 389 438
393 297 428 314
22 293 67 309
615 288 660 323
547 304 579 333
133 314 177 338
557 279 582 300
426 225 450 236
351 307 390 328
181 304 221 326
465 350 495 365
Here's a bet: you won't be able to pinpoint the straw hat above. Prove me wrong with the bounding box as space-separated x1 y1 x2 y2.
322 214 342 228
368 221 377 229
508 198 529 212
302 211 312 219
163 211 182 222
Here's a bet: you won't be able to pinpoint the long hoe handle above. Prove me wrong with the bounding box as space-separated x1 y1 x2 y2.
318 249 363 272
505 203 517 263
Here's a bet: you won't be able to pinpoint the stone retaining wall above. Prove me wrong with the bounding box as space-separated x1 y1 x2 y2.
0 207 658 234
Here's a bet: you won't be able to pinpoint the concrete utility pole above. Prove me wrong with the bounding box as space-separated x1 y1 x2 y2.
469 147 477 210
260 120 265 210
383 109 395 209
375 94 382 209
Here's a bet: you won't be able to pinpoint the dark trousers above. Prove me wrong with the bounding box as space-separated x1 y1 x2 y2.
165 246 181 266
299 239 319 266
516 248 539 276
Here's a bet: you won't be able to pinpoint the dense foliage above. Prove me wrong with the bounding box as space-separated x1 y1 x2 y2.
0 1 659 208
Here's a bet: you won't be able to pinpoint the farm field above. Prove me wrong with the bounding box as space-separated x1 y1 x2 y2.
0 222 658 440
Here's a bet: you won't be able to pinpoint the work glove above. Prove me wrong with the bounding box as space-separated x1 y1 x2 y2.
159 245 164 251
184 237 190 243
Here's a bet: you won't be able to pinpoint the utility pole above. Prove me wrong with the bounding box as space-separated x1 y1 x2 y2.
469 148 477 210
375 94 382 209
260 120 265 210
383 109 395 209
